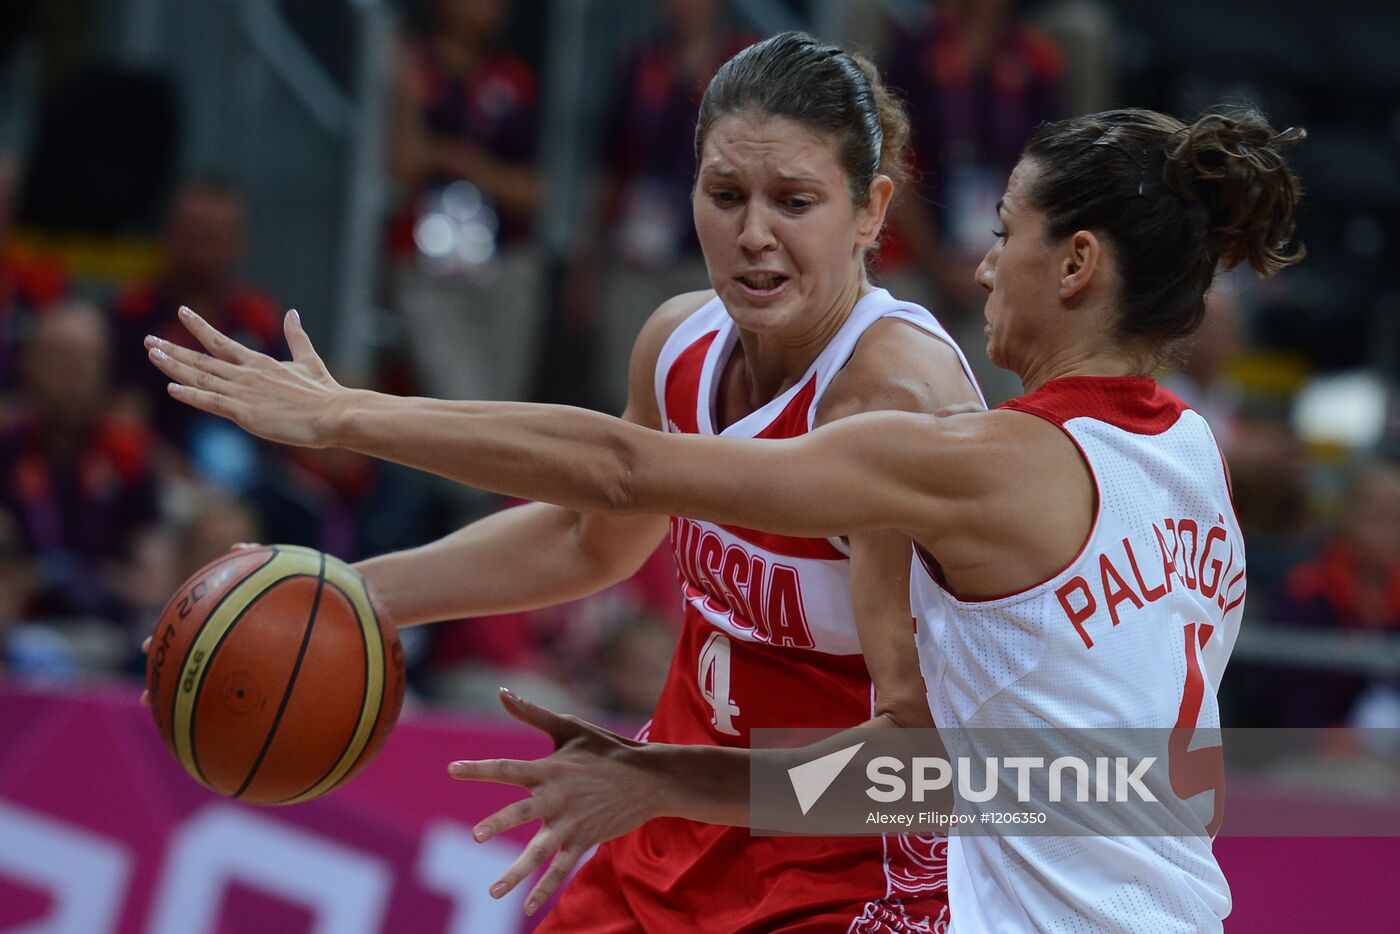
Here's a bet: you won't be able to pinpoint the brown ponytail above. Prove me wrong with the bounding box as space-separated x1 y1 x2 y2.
1163 112 1306 275
1023 106 1305 351
849 52 912 194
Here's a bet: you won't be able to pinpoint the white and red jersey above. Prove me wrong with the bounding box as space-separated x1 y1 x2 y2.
911 377 1242 933
540 288 979 934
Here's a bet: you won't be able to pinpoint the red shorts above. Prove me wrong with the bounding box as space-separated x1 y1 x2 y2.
534 817 949 933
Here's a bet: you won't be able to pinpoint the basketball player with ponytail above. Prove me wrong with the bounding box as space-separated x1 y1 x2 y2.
150 101 1302 928
151 32 980 932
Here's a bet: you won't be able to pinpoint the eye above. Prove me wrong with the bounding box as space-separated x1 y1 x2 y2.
992 227 1007 240
709 190 741 207
784 197 814 213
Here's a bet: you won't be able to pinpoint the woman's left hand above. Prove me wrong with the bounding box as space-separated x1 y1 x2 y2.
448 689 666 916
146 306 347 448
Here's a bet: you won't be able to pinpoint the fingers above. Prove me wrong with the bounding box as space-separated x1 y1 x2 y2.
148 343 232 397
165 381 233 419
473 795 541 843
498 687 580 747
447 757 538 788
140 689 151 708
233 542 263 551
282 309 323 370
522 845 586 916
177 306 255 364
144 336 241 379
488 826 556 905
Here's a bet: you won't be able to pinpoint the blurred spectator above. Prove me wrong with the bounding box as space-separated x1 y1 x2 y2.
594 612 678 721
570 0 753 412
245 447 443 564
882 0 1063 403
0 511 36 643
884 0 1063 313
1227 417 1316 604
1266 461 1400 726
0 299 160 627
425 516 680 715
0 149 68 394
389 0 539 244
109 177 281 483
386 0 545 407
1161 286 1246 450
115 493 264 638
178 493 261 580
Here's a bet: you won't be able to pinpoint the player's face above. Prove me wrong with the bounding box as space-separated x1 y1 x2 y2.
974 159 1062 376
693 111 881 334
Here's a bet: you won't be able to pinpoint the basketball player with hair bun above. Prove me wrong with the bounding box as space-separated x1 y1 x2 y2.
151 31 982 932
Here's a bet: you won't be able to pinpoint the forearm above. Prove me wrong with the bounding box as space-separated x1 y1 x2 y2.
353 502 666 627
331 391 641 515
640 712 910 829
327 390 913 538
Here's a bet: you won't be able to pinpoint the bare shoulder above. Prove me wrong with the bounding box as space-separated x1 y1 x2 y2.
631 290 714 363
622 289 715 428
816 317 983 426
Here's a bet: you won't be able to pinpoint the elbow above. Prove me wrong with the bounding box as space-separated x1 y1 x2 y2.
595 436 642 515
878 695 936 731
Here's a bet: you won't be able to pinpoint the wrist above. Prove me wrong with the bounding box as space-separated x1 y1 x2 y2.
621 742 683 821
626 741 750 825
317 387 373 449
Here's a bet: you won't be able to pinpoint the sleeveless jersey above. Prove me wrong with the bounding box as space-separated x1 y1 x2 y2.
540 289 980 934
910 377 1243 933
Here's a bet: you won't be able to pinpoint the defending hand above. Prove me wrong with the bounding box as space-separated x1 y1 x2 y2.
147 306 348 448
448 689 666 916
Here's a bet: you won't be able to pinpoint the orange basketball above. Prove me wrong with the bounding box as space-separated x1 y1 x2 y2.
146 545 405 805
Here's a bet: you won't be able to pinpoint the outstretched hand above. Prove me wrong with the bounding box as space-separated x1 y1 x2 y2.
449 689 666 916
146 306 347 448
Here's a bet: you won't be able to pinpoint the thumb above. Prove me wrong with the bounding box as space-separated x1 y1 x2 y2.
283 309 322 369
498 687 577 746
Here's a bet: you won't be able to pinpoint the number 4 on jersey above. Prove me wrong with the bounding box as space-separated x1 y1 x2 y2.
1170 621 1225 837
698 631 741 736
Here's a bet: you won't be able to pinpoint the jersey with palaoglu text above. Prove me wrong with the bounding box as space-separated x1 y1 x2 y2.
911 376 1243 934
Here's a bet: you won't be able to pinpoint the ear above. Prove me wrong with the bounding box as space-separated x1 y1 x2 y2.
856 174 895 248
1059 230 1100 301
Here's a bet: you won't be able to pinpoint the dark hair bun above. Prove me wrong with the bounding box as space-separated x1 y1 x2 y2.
1163 110 1306 275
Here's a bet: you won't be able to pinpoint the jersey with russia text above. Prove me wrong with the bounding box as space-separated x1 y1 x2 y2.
910 376 1242 934
538 289 980 934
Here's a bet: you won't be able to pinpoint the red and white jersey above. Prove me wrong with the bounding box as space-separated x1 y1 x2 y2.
911 377 1242 933
655 287 981 665
540 289 978 934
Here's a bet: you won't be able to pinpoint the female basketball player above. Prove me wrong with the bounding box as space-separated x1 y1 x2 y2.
148 90 1303 931
149 32 981 932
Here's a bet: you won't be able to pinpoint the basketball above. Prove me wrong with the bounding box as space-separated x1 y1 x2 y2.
145 545 406 805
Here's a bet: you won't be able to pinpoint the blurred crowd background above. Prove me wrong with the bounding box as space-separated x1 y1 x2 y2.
1 0 1398 733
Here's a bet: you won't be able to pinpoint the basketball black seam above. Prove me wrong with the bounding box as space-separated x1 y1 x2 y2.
345 575 392 777
166 547 278 772
274 576 372 804
188 570 321 786
233 553 327 799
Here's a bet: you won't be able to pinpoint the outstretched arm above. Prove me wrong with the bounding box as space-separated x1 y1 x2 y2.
147 308 985 541
451 689 954 916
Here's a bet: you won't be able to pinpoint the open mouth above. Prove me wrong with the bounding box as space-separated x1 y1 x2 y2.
736 273 789 295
